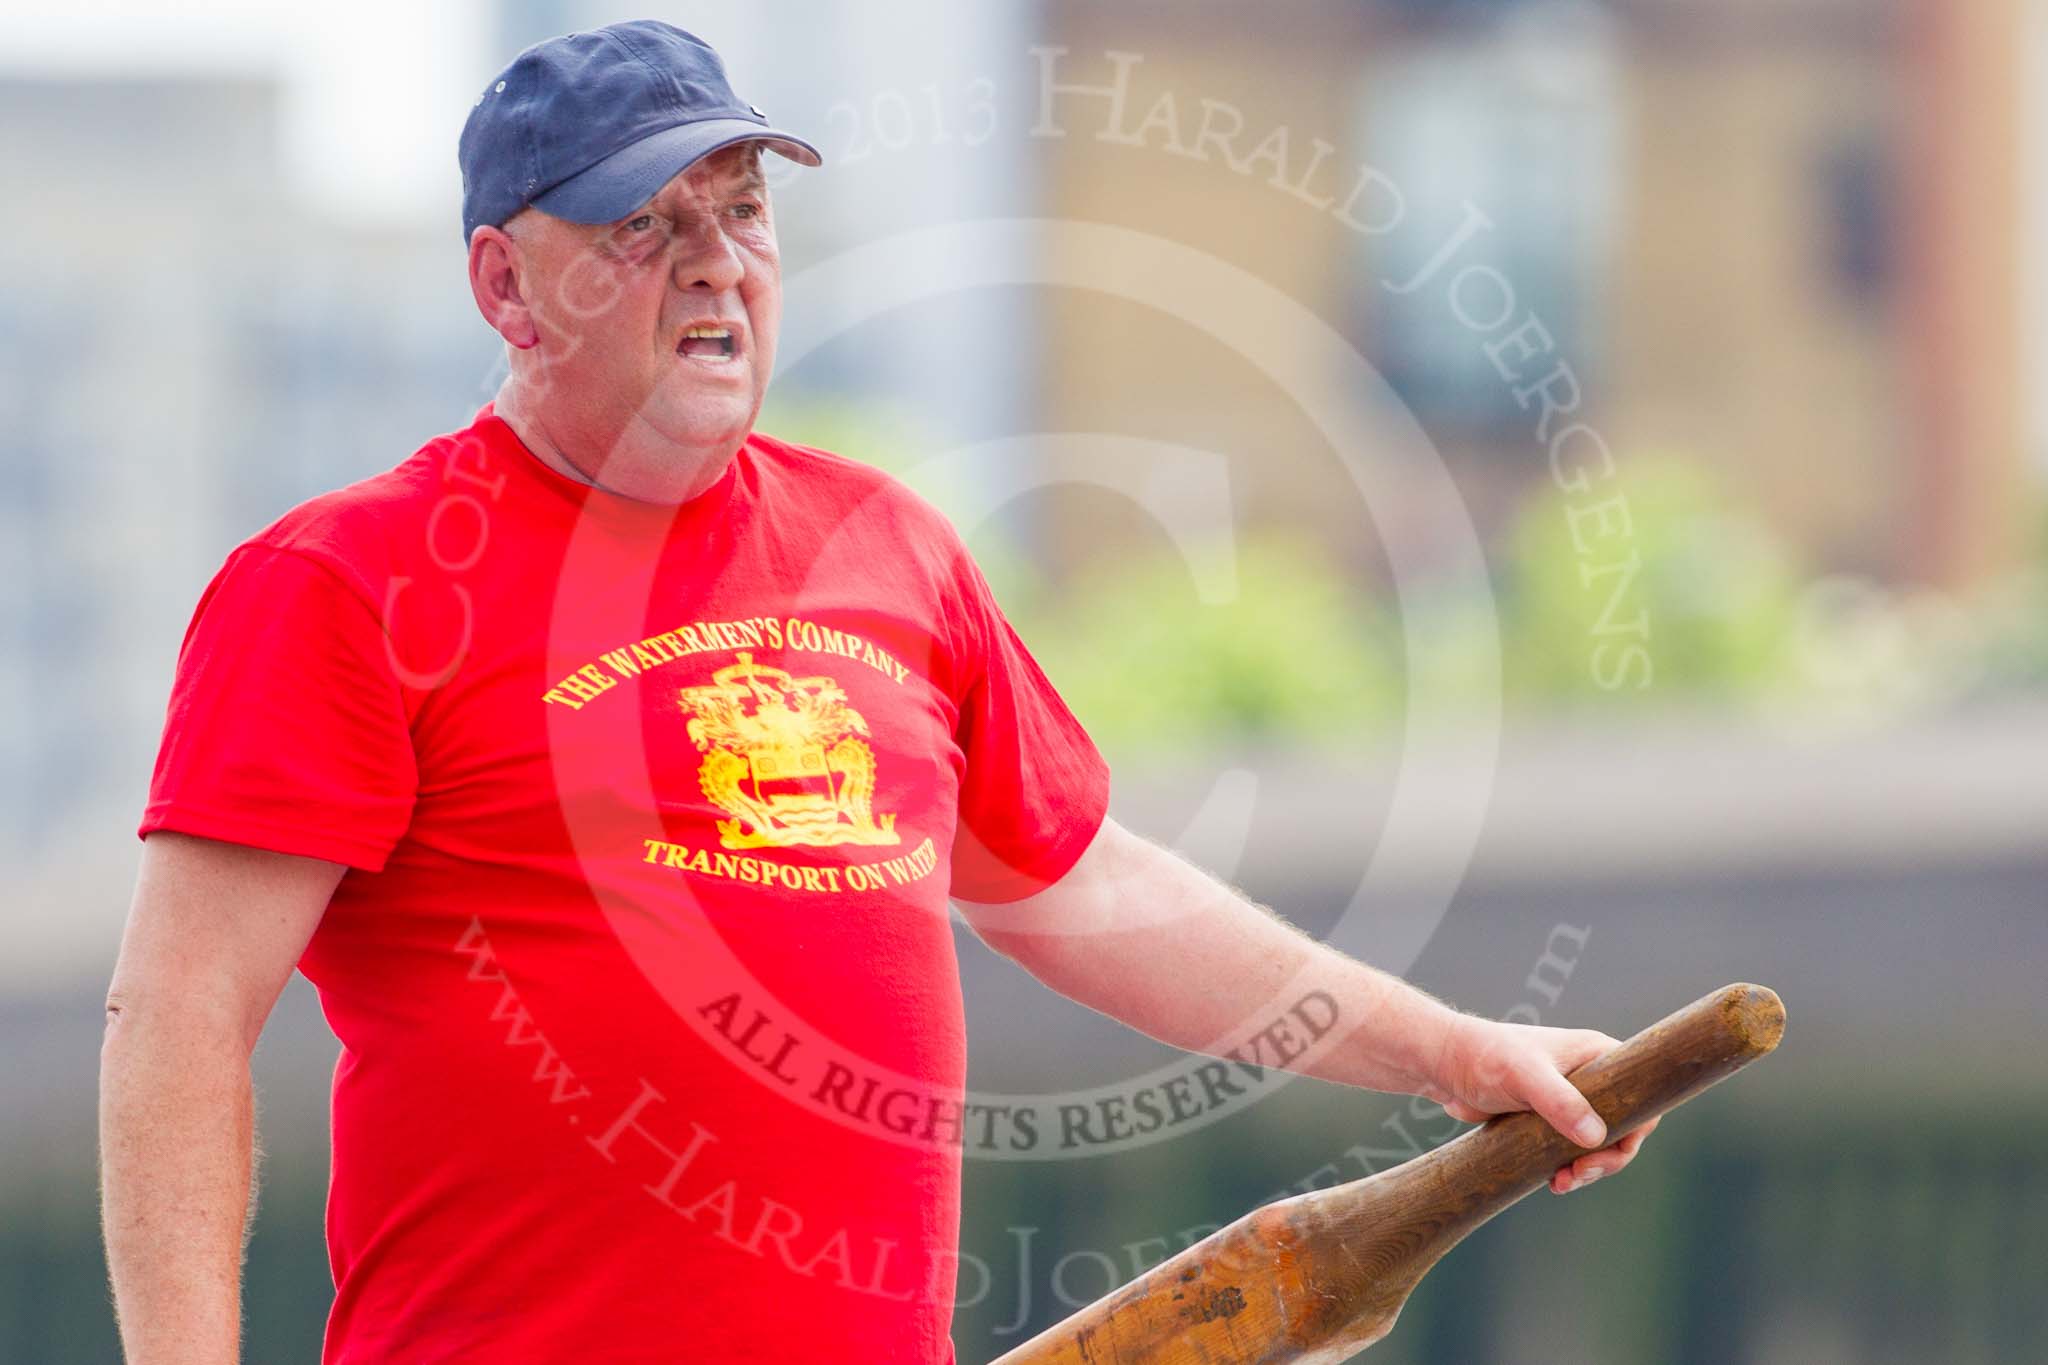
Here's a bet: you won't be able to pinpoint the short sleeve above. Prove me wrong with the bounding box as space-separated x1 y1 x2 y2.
946 554 1110 903
139 544 419 871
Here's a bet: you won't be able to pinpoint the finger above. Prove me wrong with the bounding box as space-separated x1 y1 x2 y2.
1576 1130 1659 1182
1550 1161 1613 1193
1555 1153 1622 1192
1442 1100 1490 1125
1572 1145 1632 1182
1555 1113 1661 1192
1523 1060 1606 1149
1575 1149 1627 1181
1604 1117 1658 1160
1592 1123 1651 1162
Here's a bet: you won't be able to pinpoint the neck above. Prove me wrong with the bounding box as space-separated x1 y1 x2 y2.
491 376 735 506
492 376 604 490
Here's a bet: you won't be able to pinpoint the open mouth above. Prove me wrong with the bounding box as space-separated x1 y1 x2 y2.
678 325 736 362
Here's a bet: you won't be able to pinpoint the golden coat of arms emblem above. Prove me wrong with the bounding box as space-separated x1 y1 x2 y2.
677 652 901 850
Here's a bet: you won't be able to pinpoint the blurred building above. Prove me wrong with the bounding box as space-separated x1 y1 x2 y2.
0 74 488 851
1031 0 2031 591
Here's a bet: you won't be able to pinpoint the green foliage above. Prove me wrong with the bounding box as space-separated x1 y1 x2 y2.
1500 459 1806 706
1014 532 1403 756
755 392 931 478
1005 460 1829 754
1972 506 2048 690
1970 568 2048 691
752 395 2048 738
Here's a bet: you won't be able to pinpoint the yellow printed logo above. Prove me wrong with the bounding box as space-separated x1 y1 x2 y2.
678 652 901 850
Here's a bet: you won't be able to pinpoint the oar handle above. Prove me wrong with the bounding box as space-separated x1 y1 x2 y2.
1418 982 1786 1207
989 984 1788 1365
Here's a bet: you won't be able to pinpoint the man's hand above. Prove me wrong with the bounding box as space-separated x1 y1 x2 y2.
1424 1017 1661 1194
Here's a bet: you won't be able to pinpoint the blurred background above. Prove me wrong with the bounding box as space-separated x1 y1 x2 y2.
4 0 2046 1361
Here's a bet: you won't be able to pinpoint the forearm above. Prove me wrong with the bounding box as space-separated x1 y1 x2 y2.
100 1001 254 1365
973 824 1460 1096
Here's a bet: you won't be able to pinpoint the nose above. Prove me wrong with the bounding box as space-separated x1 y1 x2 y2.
670 215 744 293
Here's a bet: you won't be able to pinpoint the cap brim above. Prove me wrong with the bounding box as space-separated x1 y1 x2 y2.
531 119 822 226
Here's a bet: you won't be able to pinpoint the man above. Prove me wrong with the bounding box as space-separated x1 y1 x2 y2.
100 21 1653 1365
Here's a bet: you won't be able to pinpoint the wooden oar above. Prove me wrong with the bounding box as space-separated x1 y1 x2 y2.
991 982 1786 1365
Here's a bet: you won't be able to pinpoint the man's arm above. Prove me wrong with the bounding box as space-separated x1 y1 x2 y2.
100 832 345 1365
955 817 1654 1192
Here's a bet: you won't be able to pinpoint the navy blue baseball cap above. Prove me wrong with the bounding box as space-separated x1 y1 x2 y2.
459 20 821 244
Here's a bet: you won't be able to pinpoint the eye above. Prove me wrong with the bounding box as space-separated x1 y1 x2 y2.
623 214 658 233
730 202 762 221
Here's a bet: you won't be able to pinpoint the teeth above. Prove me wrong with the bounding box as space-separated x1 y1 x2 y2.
682 326 732 339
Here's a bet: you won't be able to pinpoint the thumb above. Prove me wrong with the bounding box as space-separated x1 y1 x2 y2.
1525 1062 1606 1148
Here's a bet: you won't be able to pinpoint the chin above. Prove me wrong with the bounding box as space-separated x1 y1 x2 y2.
645 389 758 454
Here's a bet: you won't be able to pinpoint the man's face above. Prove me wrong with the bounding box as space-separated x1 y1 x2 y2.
508 143 780 468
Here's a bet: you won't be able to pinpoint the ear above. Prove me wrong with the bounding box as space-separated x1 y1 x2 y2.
468 225 540 350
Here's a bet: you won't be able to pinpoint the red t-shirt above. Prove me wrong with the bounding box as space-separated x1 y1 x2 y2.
139 405 1109 1363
